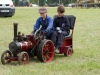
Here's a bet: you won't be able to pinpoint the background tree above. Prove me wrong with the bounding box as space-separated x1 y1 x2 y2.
14 0 77 6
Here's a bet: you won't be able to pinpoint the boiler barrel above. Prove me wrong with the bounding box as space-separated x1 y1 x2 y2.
9 41 33 53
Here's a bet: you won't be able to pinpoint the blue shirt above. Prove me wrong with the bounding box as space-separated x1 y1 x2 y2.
34 15 53 33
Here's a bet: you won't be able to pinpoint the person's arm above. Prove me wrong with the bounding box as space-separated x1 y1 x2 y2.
53 18 57 30
60 17 70 31
45 17 53 32
33 18 41 32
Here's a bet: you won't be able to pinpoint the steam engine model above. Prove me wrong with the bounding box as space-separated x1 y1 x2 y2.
1 23 54 65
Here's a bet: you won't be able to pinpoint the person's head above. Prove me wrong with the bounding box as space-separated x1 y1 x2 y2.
39 7 47 19
57 5 65 17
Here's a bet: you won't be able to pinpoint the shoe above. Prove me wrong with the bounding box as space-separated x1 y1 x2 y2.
55 48 60 53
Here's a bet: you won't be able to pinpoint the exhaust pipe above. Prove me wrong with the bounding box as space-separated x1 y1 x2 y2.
13 23 18 41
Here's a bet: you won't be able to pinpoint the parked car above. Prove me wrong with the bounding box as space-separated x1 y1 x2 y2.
68 3 76 7
32 4 38 7
0 0 15 17
49 2 60 7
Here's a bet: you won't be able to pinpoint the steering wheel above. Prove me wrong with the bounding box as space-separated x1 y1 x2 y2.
34 29 45 41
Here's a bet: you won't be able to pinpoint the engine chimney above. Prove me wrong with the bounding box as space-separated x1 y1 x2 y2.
13 23 18 41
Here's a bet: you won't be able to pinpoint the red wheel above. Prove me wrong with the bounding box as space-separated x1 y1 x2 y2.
1 50 12 65
64 47 72 56
18 52 29 65
37 39 54 62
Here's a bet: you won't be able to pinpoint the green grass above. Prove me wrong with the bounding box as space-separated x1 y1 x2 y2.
0 7 100 75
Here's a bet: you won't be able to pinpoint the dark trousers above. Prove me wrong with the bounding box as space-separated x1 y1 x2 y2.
51 31 68 49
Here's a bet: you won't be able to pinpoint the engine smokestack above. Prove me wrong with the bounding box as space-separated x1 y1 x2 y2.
13 23 18 41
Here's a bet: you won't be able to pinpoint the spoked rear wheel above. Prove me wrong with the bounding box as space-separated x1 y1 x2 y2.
18 52 29 65
64 46 72 56
1 50 12 65
37 39 54 62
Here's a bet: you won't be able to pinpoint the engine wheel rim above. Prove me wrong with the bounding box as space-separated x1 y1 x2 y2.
22 53 28 64
67 49 72 56
18 52 29 65
42 41 54 62
1 50 12 65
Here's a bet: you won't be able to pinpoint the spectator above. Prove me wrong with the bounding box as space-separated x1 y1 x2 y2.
19 0 23 6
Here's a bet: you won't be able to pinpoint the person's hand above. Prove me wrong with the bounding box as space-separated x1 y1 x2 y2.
41 30 46 35
56 27 60 31
58 30 62 33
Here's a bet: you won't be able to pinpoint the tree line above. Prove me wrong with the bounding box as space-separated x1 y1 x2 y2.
29 0 77 6
14 0 77 6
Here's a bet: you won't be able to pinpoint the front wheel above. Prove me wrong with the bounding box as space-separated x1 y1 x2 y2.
1 50 12 65
18 52 29 65
37 39 54 63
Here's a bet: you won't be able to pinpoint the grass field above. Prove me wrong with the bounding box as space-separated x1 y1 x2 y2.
0 7 100 75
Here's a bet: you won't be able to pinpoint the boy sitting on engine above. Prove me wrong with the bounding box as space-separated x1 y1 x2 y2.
33 7 54 39
51 5 70 53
